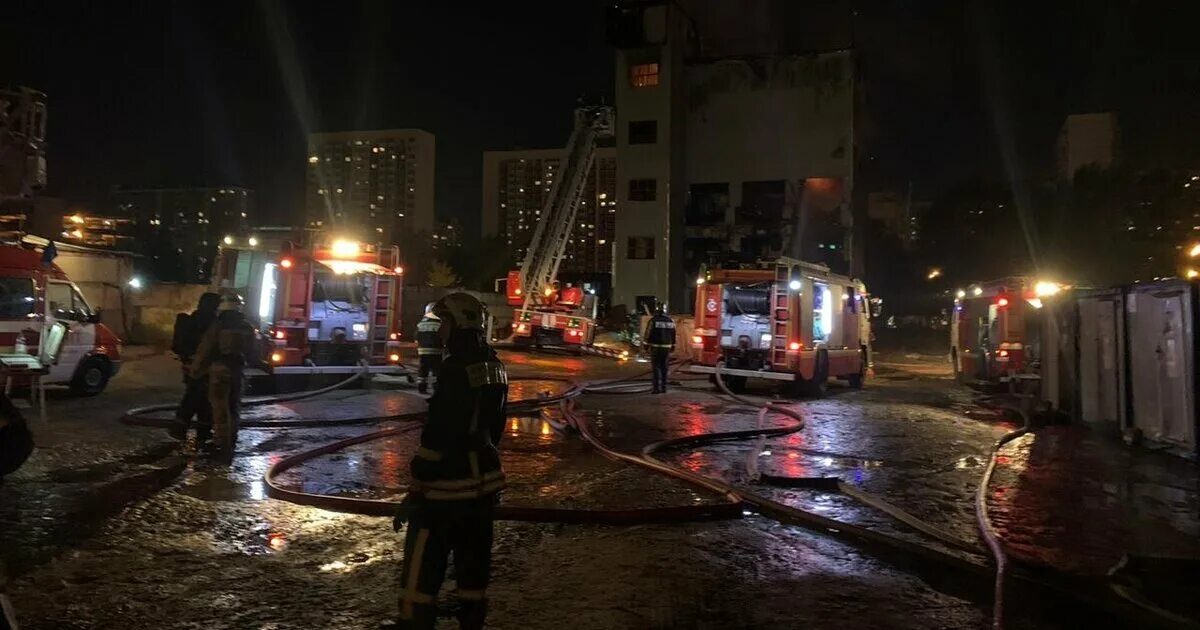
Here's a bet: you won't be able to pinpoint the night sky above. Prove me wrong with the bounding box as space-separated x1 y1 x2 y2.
5 1 1200 237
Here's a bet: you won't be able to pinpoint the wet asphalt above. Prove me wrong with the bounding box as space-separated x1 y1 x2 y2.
1 349 1196 628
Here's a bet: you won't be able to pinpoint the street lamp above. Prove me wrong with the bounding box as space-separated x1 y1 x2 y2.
927 268 942 280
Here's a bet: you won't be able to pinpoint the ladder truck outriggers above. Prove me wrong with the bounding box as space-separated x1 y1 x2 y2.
506 106 614 348
211 231 405 376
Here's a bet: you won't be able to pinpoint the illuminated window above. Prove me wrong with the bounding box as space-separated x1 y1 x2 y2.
630 63 660 88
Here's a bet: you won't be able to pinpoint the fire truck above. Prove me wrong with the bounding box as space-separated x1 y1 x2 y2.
211 232 404 375
950 277 1061 382
689 258 871 396
505 106 614 347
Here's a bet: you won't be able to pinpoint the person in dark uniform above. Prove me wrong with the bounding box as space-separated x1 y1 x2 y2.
169 292 220 445
414 302 443 395
190 294 271 462
390 292 507 630
643 303 676 394
0 392 32 483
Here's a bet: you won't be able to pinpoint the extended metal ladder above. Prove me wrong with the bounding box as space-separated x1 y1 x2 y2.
369 246 400 361
518 106 614 311
771 262 791 366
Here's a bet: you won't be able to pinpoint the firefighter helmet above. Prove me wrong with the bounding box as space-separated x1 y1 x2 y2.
431 292 487 331
218 293 245 312
424 302 440 319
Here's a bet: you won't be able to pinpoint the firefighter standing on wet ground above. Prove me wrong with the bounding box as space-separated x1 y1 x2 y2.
644 302 676 394
169 291 219 448
189 294 272 462
415 302 443 395
389 293 507 630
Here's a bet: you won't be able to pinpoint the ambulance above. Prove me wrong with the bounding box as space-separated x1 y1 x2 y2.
0 245 122 394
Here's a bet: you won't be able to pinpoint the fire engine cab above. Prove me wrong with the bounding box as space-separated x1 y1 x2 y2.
689 258 870 395
0 245 121 394
507 272 597 346
212 234 404 375
951 277 1061 382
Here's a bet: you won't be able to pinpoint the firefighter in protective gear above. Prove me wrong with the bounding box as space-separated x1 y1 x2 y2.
643 303 676 394
190 294 271 461
415 302 443 394
393 292 507 630
169 292 220 445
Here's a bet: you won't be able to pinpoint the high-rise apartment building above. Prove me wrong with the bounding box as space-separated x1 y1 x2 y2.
111 186 253 281
481 146 617 276
431 218 462 253
608 0 856 311
1056 113 1118 182
305 129 435 244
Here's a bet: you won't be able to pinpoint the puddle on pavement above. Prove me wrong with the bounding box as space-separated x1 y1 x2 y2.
177 476 268 502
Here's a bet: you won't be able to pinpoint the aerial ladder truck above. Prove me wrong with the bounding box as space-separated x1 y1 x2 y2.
506 106 614 347
0 86 47 201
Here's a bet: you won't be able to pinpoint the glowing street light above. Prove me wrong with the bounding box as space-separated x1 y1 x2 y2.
927 268 942 280
1188 243 1200 258
1034 281 1062 297
1188 268 1200 280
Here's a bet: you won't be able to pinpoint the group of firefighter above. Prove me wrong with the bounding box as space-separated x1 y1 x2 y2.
164 290 675 629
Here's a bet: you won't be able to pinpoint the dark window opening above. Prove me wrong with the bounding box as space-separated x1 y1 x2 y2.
686 183 729 226
629 178 657 201
627 237 655 260
628 120 658 144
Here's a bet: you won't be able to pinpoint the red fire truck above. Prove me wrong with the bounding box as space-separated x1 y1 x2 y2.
505 107 612 348
689 258 871 396
950 276 1061 382
212 233 404 375
506 271 597 347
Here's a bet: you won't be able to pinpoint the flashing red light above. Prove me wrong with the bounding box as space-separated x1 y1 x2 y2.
997 349 1009 358
274 330 286 340
788 341 802 351
692 335 703 345
389 332 399 341
280 258 294 269
393 266 404 274
997 297 1009 307
567 329 579 337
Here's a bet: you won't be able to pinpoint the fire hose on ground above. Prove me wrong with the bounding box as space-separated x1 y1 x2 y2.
120 363 409 429
118 348 1192 628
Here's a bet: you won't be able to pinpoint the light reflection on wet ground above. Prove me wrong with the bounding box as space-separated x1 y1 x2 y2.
6 349 1197 628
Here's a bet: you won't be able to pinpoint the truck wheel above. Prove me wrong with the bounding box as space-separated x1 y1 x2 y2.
847 346 866 389
804 350 829 397
71 356 111 396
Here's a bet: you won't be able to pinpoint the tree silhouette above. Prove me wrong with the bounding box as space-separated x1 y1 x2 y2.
425 260 460 288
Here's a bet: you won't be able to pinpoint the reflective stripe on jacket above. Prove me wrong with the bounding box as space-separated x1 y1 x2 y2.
644 314 676 348
409 353 508 501
415 317 443 356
